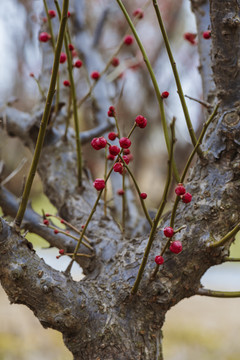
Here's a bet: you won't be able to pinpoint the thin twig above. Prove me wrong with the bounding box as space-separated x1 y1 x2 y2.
197 288 240 298
1 158 27 186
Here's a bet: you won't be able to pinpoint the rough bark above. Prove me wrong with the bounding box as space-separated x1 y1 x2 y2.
0 0 240 359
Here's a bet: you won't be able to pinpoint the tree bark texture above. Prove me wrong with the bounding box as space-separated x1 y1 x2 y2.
0 0 239 359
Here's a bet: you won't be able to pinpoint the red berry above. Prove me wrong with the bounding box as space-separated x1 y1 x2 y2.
203 30 211 39
91 71 100 80
161 91 169 99
140 192 147 199
56 255 60 259
183 32 197 45
163 226 174 237
108 132 117 141
155 255 164 265
169 241 182 254
133 8 144 19
67 11 71 17
122 155 130 165
123 149 130 155
107 106 116 117
54 229 59 234
135 115 147 128
48 10 56 18
63 80 70 87
60 52 67 64
91 137 107 150
182 192 192 203
119 137 131 149
43 219 49 226
124 35 134 45
59 249 65 255
93 178 105 191
29 72 34 77
39 32 51 42
81 225 85 229
126 153 133 162
68 43 74 51
113 162 124 174
109 145 120 156
107 154 115 161
74 60 82 68
117 189 125 196
111 57 120 67
175 183 186 196
45 213 51 217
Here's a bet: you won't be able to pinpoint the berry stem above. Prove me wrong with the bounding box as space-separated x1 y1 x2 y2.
197 288 240 298
223 257 240 262
115 0 180 182
170 102 219 228
14 0 69 230
208 222 240 248
131 118 176 294
55 0 83 187
118 153 152 227
152 0 201 156
43 0 60 114
48 225 93 251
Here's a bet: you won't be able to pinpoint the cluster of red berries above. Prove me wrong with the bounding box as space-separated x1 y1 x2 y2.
155 226 183 265
175 183 192 203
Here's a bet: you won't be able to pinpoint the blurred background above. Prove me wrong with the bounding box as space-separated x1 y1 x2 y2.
0 0 240 359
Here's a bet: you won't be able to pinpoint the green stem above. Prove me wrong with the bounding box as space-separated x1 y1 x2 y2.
55 0 82 186
131 118 176 294
197 288 240 298
223 257 240 262
170 102 219 227
14 0 69 229
115 0 180 182
43 0 60 114
209 223 240 248
152 0 201 156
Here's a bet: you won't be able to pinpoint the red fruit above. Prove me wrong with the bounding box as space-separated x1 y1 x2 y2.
91 71 100 80
59 249 65 255
155 255 164 265
175 183 186 196
107 106 116 117
203 30 211 39
117 189 125 196
135 115 147 128
39 32 51 42
63 80 70 87
182 192 192 203
93 178 105 191
68 43 74 51
48 10 56 18
74 60 82 68
67 11 71 17
107 154 115 161
29 72 34 77
123 149 130 155
43 219 49 226
133 8 144 19
124 35 134 45
60 219 65 224
161 91 169 99
91 137 107 150
81 225 85 229
54 229 59 234
113 162 124 174
169 241 182 254
45 213 51 217
111 57 120 67
56 255 60 259
183 32 197 45
119 137 131 149
126 153 133 162
108 132 117 141
60 52 67 64
163 226 174 237
140 192 147 199
109 145 120 156
122 155 130 165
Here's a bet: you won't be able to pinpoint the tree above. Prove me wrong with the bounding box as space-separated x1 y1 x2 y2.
0 0 239 359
